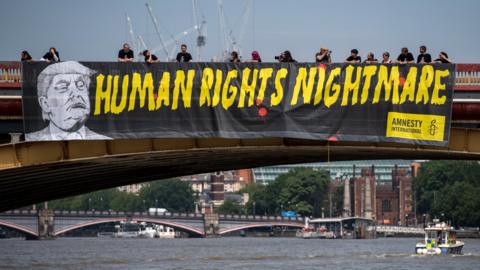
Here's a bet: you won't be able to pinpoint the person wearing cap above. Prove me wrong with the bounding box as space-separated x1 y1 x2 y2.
315 47 332 63
25 61 111 141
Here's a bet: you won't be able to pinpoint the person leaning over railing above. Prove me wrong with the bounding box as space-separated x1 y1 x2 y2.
118 43 134 62
229 51 241 63
275 50 296 63
434 51 453 63
247 50 262 63
345 49 361 63
176 44 192 63
417 45 432 63
41 47 60 63
142 50 159 64
396 47 414 64
381 52 393 63
21 51 32 62
363 52 378 64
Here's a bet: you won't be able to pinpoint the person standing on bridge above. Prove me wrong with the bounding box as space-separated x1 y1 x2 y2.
41 47 60 63
118 43 134 62
176 44 192 63
25 61 111 141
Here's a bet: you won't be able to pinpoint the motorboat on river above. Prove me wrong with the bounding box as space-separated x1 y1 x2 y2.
415 221 464 255
296 217 376 239
112 222 175 239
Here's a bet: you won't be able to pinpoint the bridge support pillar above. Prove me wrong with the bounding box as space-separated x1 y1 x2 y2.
38 209 55 240
203 213 219 237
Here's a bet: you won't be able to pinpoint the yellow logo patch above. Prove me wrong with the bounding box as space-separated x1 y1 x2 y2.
386 112 445 141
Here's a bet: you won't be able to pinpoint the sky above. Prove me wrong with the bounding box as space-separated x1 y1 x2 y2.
1 0 480 63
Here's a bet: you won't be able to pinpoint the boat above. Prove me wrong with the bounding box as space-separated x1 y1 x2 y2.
415 221 464 255
113 222 175 239
296 226 335 239
296 217 376 239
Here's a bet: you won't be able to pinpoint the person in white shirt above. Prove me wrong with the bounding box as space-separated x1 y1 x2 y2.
25 61 111 141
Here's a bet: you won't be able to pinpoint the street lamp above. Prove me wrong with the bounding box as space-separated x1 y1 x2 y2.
252 201 256 216
88 198 92 211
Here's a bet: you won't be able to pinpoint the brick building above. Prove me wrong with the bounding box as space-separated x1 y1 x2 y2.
343 165 415 226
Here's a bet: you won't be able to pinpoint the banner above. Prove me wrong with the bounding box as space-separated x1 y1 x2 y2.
22 61 455 146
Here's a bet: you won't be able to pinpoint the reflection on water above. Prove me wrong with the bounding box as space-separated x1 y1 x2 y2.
1 237 480 270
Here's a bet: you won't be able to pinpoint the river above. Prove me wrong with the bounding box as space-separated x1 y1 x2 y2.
1 237 480 270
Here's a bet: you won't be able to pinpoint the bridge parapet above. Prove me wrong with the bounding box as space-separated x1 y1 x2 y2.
1 62 480 90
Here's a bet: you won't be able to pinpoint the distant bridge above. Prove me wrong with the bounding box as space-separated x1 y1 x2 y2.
0 209 304 239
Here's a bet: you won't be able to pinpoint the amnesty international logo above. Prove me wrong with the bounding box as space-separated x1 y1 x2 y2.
428 120 439 136
386 112 445 142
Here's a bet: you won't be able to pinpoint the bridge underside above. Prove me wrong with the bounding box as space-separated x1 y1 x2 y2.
0 127 479 211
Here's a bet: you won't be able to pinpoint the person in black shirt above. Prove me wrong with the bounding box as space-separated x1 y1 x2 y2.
434 52 453 64
21 51 32 62
142 50 159 63
417 45 432 63
41 47 60 63
315 47 332 63
118 43 134 62
397 47 414 63
176 44 192 62
345 49 361 63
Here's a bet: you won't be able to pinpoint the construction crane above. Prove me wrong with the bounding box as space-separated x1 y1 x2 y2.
192 0 207 61
145 3 170 60
217 0 252 60
125 14 138 57
149 25 199 61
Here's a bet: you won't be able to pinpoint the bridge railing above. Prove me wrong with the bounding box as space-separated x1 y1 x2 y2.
1 62 480 91
1 209 305 222
219 213 304 222
0 62 21 88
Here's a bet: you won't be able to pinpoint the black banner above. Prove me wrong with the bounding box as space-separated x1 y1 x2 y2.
22 61 455 146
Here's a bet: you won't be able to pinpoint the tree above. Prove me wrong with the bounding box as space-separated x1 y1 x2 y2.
414 160 480 226
241 168 331 217
139 179 195 212
217 199 244 214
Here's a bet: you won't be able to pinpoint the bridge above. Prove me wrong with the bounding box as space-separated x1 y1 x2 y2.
0 209 305 239
0 63 480 211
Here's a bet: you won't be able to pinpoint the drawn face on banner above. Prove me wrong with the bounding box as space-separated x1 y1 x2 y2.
39 73 91 132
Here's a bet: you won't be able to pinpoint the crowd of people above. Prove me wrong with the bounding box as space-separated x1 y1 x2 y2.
20 43 453 64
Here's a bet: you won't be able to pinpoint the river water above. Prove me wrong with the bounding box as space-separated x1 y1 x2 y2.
1 237 480 270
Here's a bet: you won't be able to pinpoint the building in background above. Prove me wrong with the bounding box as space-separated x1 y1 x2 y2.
340 165 415 226
252 160 413 185
180 170 249 206
375 167 415 225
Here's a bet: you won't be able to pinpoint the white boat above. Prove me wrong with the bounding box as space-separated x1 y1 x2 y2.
138 224 175 239
113 222 175 239
415 221 464 255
